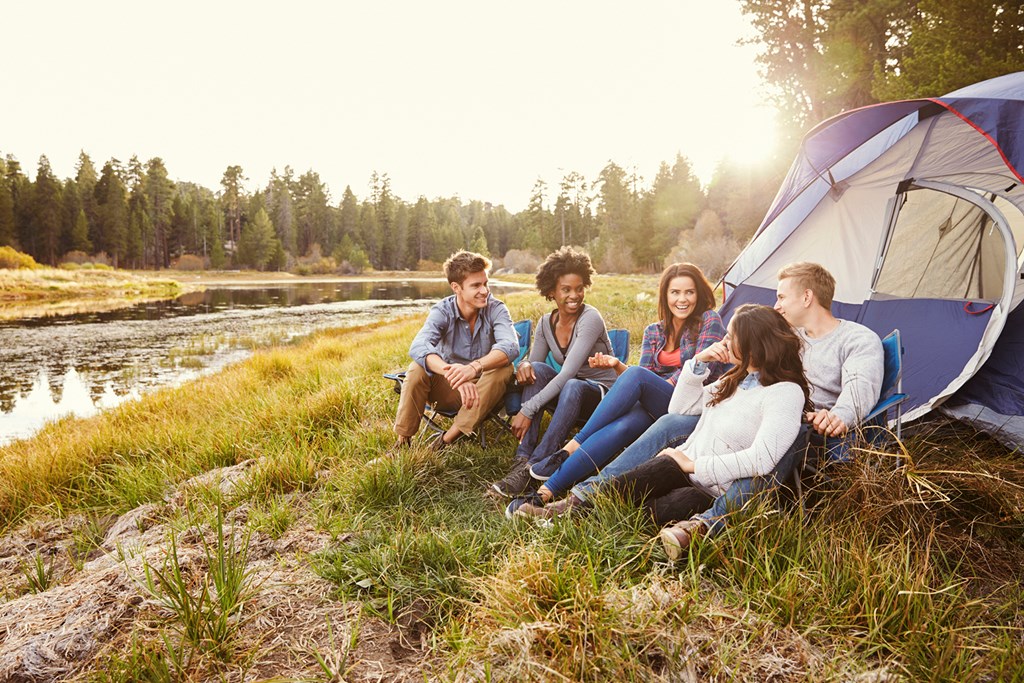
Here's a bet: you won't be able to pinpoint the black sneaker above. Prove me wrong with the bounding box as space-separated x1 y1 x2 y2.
491 459 536 498
529 449 570 481
505 492 545 519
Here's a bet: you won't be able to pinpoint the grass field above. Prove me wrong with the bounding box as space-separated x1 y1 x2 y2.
0 275 1021 681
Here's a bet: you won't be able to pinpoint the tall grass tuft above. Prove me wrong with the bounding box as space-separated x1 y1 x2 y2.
138 506 256 663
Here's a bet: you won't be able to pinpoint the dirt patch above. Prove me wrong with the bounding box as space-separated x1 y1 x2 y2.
0 460 433 681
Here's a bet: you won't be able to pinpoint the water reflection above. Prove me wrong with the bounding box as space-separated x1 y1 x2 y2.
0 369 139 444
1 279 517 445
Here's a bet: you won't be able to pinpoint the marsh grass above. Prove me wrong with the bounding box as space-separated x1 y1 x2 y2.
2 275 1022 680
0 265 184 320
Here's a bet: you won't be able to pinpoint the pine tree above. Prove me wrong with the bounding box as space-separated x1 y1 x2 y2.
339 185 359 243
75 151 99 243
220 165 246 260
70 209 92 253
6 156 33 255
0 158 15 247
267 168 296 255
407 196 434 266
60 179 83 256
237 208 276 270
94 160 129 266
33 156 63 265
126 157 149 268
145 158 175 268
358 201 379 267
525 178 550 251
594 162 637 268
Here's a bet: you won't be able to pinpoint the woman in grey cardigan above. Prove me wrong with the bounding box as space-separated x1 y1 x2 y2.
491 247 618 497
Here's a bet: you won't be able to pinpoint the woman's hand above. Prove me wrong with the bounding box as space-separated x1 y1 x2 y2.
658 446 695 473
510 412 532 440
695 339 730 365
516 360 536 385
589 352 623 372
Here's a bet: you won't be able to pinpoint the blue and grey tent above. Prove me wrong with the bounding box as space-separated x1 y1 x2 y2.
719 71 1024 447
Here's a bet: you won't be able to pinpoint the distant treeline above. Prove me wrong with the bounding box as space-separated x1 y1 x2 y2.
0 151 787 278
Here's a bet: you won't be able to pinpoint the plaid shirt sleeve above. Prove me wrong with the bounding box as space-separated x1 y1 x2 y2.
694 310 727 379
694 310 726 352
638 323 660 371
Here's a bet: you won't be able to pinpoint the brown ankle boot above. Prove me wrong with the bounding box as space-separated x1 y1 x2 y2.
659 519 706 562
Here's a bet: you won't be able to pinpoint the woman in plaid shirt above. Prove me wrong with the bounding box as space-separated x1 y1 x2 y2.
506 263 725 517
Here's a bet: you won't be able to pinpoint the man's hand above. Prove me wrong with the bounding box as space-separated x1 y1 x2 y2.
510 412 532 440
516 361 536 385
443 363 477 390
457 381 479 410
805 409 848 437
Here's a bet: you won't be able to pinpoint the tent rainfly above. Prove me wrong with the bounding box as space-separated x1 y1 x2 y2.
719 71 1024 447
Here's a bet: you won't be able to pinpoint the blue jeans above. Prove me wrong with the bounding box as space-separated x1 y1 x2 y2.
694 425 810 535
542 366 675 497
515 362 604 463
811 430 856 464
572 413 701 502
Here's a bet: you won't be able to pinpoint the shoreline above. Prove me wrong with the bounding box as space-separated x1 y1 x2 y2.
0 268 534 320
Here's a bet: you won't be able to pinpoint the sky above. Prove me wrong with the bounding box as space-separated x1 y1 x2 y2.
2 1 779 212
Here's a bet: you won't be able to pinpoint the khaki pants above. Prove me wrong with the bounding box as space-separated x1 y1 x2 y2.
394 361 514 438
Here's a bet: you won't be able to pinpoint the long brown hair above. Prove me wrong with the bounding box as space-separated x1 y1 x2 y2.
709 304 812 410
657 262 716 343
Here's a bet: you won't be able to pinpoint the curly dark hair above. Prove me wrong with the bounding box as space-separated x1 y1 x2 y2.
709 304 812 411
535 246 596 300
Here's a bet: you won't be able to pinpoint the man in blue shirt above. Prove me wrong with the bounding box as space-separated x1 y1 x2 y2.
393 250 519 449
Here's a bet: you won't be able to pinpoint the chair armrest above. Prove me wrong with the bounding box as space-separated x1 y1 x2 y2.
863 393 908 424
383 372 407 395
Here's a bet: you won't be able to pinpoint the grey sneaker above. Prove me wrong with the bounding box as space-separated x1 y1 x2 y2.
505 493 545 520
529 449 571 481
491 459 535 498
515 494 588 520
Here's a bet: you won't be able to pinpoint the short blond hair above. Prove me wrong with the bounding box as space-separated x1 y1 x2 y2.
443 250 491 284
778 262 836 309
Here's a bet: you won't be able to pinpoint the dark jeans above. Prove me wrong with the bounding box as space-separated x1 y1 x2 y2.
605 456 715 527
515 361 604 463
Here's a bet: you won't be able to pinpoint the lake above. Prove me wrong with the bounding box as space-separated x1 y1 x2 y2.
0 279 522 446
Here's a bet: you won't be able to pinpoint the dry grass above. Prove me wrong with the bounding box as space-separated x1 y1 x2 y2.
0 267 186 320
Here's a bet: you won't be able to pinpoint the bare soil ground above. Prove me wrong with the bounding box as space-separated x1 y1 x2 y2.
0 460 433 682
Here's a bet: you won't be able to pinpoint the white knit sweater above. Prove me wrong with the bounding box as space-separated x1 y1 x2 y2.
667 359 805 496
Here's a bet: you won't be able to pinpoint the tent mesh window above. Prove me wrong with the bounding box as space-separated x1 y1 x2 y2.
875 188 1007 301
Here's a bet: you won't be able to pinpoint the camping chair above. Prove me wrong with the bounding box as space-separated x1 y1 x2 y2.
502 328 631 430
792 328 908 507
383 319 532 447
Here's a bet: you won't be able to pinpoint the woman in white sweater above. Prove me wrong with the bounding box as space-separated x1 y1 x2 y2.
602 304 811 554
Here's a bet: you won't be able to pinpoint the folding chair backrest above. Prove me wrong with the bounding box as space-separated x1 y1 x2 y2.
542 327 629 373
513 319 532 367
608 328 630 365
878 329 903 401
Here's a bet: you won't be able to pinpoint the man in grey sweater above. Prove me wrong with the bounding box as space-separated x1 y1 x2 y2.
660 261 884 553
